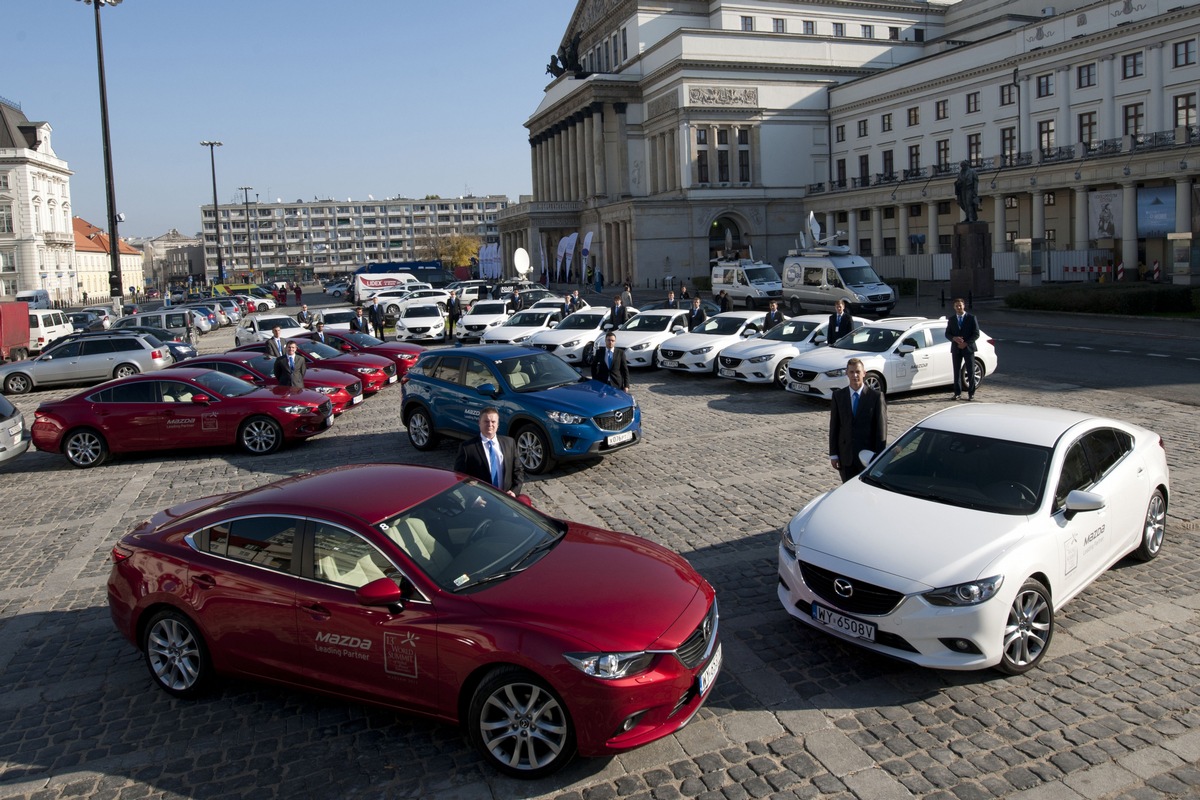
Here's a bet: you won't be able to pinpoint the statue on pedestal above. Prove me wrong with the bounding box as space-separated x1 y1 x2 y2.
954 160 981 223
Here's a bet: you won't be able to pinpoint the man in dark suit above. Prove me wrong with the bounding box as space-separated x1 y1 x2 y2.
686 296 707 331
763 300 786 332
296 304 315 330
591 331 630 391
829 357 887 482
447 290 462 338
664 290 681 310
827 299 854 344
273 340 306 388
349 306 371 334
367 298 387 339
610 295 633 327
454 407 524 496
264 326 286 357
944 297 980 400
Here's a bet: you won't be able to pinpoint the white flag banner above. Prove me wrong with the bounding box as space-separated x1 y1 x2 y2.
563 232 579 283
555 237 569 281
539 239 548 282
580 232 594 284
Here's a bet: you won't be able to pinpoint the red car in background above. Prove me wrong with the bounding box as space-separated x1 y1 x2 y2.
107 464 721 778
31 368 333 468
229 339 397 394
169 353 364 415
296 330 423 376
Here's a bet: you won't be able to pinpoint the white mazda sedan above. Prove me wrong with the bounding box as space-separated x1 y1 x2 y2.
482 308 563 345
717 314 861 388
657 310 767 374
594 309 690 368
528 308 613 366
777 404 1169 675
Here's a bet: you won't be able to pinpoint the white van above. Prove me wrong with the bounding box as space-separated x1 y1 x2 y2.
28 309 74 353
709 259 783 309
15 289 51 309
781 246 895 317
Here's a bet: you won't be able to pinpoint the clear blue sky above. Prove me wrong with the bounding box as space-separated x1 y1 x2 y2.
3 0 573 238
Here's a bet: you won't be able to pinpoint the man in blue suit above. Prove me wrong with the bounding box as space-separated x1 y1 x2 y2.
945 297 980 400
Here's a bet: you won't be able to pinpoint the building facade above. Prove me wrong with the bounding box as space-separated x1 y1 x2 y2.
199 195 509 282
73 217 144 301
127 229 204 293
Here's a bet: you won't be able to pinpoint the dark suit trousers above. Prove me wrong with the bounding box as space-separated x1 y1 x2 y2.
951 346 976 396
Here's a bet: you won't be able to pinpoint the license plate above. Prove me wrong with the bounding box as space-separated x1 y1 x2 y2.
387 375 398 384
606 430 633 446
812 602 876 642
698 643 722 695
719 368 735 377
661 359 679 368
351 394 363 405
792 382 809 392
324 414 334 428
6 422 20 436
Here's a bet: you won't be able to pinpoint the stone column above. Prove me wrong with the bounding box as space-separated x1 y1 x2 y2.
926 201 939 254
678 122 691 190
582 110 595 198
993 194 1006 252
847 212 858 251
898 205 910 256
824 212 836 246
1031 189 1045 241
576 112 588 200
552 125 563 202
871 207 883 258
1121 182 1138 275
614 103 630 197
1177 176 1193 234
1074 187 1089 248
592 103 607 198
1100 55 1117 140
566 118 579 201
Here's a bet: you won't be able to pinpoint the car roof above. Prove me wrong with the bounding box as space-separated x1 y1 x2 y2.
862 316 940 331
419 344 535 360
918 404 1101 448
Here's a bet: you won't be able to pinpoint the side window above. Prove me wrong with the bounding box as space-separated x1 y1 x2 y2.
803 267 824 286
158 381 198 402
207 516 298 573
431 356 463 383
29 314 40 329
904 329 932 348
81 340 117 355
1054 442 1095 509
107 382 159 403
311 522 396 588
111 339 143 352
45 341 81 358
826 268 843 287
165 313 188 328
1081 428 1131 479
463 359 493 389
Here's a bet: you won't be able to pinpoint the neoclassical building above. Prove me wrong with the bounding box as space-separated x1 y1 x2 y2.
498 0 1200 286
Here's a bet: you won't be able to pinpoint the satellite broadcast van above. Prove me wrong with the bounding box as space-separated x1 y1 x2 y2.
781 214 895 317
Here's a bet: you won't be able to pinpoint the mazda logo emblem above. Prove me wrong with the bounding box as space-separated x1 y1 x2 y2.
834 578 854 598
615 410 626 422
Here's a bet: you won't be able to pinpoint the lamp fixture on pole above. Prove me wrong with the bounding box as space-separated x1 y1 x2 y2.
200 140 224 283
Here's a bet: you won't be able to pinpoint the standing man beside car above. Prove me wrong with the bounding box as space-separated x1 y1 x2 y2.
610 294 633 327
945 297 980 400
763 300 785 332
686 296 707 331
454 407 524 497
349 306 371 334
296 304 315 330
273 340 306 388
591 331 630 391
447 290 462 339
828 299 855 344
265 326 287 357
367 297 387 340
829 357 887 482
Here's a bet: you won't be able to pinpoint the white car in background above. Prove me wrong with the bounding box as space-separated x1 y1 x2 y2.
784 316 998 399
656 310 767 374
482 308 563 346
393 303 448 342
233 314 309 347
455 300 513 341
528 308 613 366
595 309 689 368
377 288 449 316
315 306 366 331
778 403 1170 674
717 314 862 388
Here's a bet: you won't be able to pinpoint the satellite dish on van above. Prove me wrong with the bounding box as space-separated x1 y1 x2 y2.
513 248 531 276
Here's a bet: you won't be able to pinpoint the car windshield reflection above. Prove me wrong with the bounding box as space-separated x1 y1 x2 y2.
192 370 256 398
763 321 818 342
833 327 901 353
298 340 343 359
621 315 673 332
496 352 582 392
556 313 605 330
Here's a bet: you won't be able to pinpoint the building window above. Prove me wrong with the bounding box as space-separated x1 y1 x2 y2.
907 106 919 126
936 139 950 169
718 150 730 182
803 20 815 35
697 151 709 183
967 133 981 163
1005 196 1019 209
937 201 951 215
857 120 868 137
773 18 785 33
737 128 748 145
741 16 753 32
882 207 895 220
861 25 873 39
738 150 750 182
1043 192 1057 206
1123 103 1144 136
0 205 12 234
1077 63 1096 88
835 125 845 142
858 155 870 181
1001 127 1017 165
612 33 620 64
1038 119 1055 155
833 22 845 37
1122 51 1144 79
835 159 847 186
717 128 728 145
1036 73 1053 98
1078 111 1097 145
622 27 628 60
936 100 948 120
966 92 980 113
914 29 925 42
0 251 15 272
881 113 892 132
1175 40 1197 68
697 128 708 145
909 205 922 217
889 26 900 40
1000 84 1015 106
1175 94 1198 128
1045 229 1056 242
0 173 7 189
882 150 894 179
907 144 921 173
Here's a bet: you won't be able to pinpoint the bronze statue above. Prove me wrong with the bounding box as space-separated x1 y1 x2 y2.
954 160 981 223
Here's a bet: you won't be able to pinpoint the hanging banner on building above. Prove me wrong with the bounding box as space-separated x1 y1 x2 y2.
1137 186 1175 238
1088 190 1122 240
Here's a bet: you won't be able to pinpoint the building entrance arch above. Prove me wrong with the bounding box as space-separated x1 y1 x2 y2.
709 216 750 262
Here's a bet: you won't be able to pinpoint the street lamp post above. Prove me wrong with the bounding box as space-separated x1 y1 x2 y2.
239 186 253 281
200 140 224 284
78 0 124 304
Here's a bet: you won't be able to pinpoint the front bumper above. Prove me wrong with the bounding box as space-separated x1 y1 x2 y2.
657 352 717 373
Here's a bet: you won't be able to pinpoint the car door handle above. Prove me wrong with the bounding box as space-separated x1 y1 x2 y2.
301 603 331 620
192 574 216 589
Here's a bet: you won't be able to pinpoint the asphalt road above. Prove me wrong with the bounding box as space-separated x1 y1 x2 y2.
2 287 1199 800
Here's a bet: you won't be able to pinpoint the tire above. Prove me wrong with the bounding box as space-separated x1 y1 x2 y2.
863 371 886 394
774 358 792 389
997 578 1053 675
1133 489 1166 561
515 424 556 475
3 372 32 395
467 666 576 779
238 415 283 455
64 428 108 468
332 290 343 298
9 348 28 362
581 342 595 366
113 363 140 380
386 304 401 316
745 296 756 310
789 298 802 315
406 407 439 451
961 358 986 391
142 609 212 698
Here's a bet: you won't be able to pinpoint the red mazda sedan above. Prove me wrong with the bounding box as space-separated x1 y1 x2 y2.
169 353 364 415
32 368 334 467
296 330 424 376
230 340 397 394
107 464 721 778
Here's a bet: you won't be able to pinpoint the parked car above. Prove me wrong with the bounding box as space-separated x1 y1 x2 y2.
656 310 768 374
784 316 998 399
314 306 365 331
28 309 74 354
46 328 196 365
716 314 861 388
640 298 720 316
527 308 617 366
376 288 446 316
455 300 512 342
482 308 563 345
106 463 720 778
0 332 173 395
30 368 334 467
596 309 690 368
213 298 242 324
233 314 308 348
392 304 448 343
778 403 1169 674
230 339 397 394
67 311 105 333
114 309 200 344
172 353 364 415
0 391 30 465
295 329 424 376
81 305 117 328
402 344 641 474
324 281 350 297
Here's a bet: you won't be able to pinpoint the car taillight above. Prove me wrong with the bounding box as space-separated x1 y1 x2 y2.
111 544 133 562
151 349 164 359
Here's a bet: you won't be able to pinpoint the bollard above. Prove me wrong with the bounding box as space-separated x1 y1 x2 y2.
940 289 946 308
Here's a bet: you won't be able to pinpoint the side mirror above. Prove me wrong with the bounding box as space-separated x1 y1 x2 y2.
190 395 213 404
515 493 534 507
1064 489 1105 519
813 334 827 344
896 344 915 355
239 374 256 383
356 575 409 611
476 383 499 397
341 344 352 351
857 448 878 468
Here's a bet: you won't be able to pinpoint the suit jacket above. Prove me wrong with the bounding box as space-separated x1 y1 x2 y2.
829 386 887 476
454 435 524 495
591 346 630 390
763 309 786 331
349 314 371 334
312 331 329 345
944 313 980 352
296 310 314 329
273 354 306 388
686 306 707 331
610 305 633 326
828 312 855 344
264 337 286 358
367 303 386 326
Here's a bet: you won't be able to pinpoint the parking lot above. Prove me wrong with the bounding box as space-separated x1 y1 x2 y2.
1 309 1199 800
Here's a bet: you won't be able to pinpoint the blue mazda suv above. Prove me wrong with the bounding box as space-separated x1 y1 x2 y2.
401 345 640 474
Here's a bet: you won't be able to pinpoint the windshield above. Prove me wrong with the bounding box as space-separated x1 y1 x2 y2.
404 306 441 318
245 355 277 374
621 314 673 332
744 266 779 284
192 370 257 398
339 331 381 346
505 311 551 327
297 340 342 359
832 326 902 353
379 480 564 591
694 315 752 336
763 320 818 342
556 312 605 330
265 318 302 330
840 265 884 285
497 351 581 392
863 427 1051 515
470 302 509 316
320 311 359 325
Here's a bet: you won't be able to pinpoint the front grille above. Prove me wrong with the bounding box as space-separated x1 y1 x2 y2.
383 364 397 377
537 343 556 352
593 406 635 431
318 400 332 417
719 355 742 368
410 327 430 333
675 601 718 669
465 324 485 333
766 289 783 298
867 293 891 302
348 382 362 396
799 561 903 616
789 368 818 382
660 348 683 360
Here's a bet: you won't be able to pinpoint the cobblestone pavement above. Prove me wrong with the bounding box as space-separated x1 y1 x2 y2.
1 312 1198 800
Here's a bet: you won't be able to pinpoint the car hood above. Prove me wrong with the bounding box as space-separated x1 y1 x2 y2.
791 347 883 371
793 480 1028 591
661 332 743 350
518 379 634 414
529 327 600 344
721 338 815 359
462 314 508 324
485 325 547 339
475 524 708 651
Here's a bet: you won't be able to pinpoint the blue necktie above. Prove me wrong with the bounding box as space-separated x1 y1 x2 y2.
607 350 613 369
851 391 859 416
288 357 294 371
486 439 501 489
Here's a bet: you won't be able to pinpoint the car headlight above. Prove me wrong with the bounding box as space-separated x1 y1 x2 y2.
779 527 798 558
355 367 375 374
748 354 773 363
824 367 846 378
313 386 336 394
564 651 654 679
547 410 585 425
689 346 713 355
854 293 867 302
629 342 650 351
278 404 315 415
923 575 1004 607
513 334 529 343
560 339 579 348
